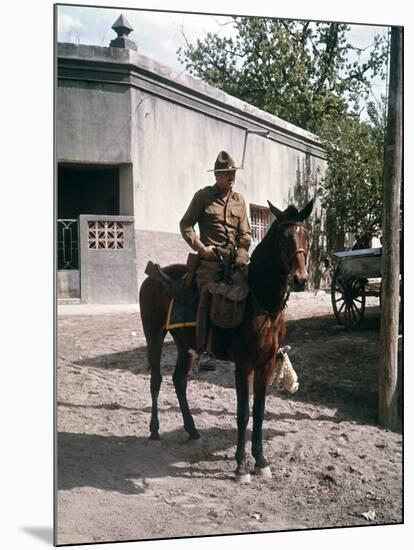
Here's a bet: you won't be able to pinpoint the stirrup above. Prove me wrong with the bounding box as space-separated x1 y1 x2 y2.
198 351 216 371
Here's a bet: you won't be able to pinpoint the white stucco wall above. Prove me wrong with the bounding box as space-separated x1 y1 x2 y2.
57 42 328 290
57 82 132 165
58 42 326 231
132 91 325 233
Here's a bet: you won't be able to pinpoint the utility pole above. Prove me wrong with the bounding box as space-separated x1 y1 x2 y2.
378 27 403 429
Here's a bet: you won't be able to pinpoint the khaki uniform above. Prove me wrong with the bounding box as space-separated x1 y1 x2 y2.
180 184 252 256
180 184 252 353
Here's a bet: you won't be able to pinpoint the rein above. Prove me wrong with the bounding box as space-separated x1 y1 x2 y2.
250 285 290 319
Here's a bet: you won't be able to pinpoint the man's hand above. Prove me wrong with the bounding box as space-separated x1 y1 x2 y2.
233 248 250 267
200 246 217 261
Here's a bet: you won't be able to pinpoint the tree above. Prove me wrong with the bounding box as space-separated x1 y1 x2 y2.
178 18 389 247
319 101 386 250
178 18 388 134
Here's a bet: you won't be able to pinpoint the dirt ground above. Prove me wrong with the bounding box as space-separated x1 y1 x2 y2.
56 291 403 545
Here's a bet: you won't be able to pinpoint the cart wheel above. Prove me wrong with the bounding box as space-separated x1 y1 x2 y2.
331 270 366 329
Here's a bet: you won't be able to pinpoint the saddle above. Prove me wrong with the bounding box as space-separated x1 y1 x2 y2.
144 254 199 307
145 254 249 330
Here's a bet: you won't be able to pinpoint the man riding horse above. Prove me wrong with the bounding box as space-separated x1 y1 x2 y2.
179 151 251 370
140 161 313 479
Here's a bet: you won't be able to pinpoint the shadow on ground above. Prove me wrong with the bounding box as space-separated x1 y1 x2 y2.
57 421 301 494
70 306 401 430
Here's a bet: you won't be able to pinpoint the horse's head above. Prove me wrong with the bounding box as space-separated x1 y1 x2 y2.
266 199 314 292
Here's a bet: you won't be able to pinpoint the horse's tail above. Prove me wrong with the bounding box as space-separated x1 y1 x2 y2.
139 277 169 339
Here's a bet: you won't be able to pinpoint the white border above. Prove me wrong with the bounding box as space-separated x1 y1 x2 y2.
3 1 411 549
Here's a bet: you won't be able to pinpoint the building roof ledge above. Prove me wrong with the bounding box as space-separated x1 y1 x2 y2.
57 42 323 150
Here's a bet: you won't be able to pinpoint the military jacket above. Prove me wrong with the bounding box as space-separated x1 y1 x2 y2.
179 184 252 253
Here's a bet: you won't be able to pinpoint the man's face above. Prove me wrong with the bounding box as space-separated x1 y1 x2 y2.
216 170 236 193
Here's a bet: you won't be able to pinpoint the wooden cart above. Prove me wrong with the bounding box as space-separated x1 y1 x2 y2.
331 247 382 329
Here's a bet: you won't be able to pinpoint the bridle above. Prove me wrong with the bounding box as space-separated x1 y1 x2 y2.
250 220 309 318
275 221 308 273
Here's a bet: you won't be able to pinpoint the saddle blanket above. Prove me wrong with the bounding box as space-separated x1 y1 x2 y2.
164 297 197 330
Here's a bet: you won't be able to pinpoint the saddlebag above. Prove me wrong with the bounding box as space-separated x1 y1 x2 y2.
207 281 249 329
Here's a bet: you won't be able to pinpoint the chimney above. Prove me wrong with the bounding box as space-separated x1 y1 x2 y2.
110 14 137 51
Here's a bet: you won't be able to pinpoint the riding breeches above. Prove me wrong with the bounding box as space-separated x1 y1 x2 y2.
195 260 223 352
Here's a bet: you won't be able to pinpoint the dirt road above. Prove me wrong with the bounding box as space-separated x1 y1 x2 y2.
56 291 402 545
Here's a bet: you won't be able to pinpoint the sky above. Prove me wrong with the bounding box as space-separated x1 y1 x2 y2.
57 4 389 106
57 5 237 69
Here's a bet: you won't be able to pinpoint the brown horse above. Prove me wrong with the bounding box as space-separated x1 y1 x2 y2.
139 199 314 483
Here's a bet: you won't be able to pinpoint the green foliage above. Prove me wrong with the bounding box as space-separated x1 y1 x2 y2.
320 101 386 247
178 18 387 133
178 18 389 245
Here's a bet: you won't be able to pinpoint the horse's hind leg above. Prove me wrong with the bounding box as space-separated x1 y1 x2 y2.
234 367 252 483
252 366 272 478
172 339 200 440
148 330 167 440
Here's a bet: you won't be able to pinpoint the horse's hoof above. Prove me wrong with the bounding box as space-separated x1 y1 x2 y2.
148 434 161 442
254 465 272 479
235 472 251 484
188 430 201 441
187 437 202 446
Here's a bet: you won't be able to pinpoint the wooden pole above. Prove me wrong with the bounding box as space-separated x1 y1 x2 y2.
378 27 403 429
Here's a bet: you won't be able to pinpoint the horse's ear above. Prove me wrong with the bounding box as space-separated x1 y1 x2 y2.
298 199 314 221
267 200 284 221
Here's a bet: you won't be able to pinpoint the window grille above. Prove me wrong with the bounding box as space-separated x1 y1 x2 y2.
57 219 79 270
88 221 125 249
250 205 270 243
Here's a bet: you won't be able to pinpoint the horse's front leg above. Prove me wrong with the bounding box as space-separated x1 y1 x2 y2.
234 366 252 483
252 365 272 478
